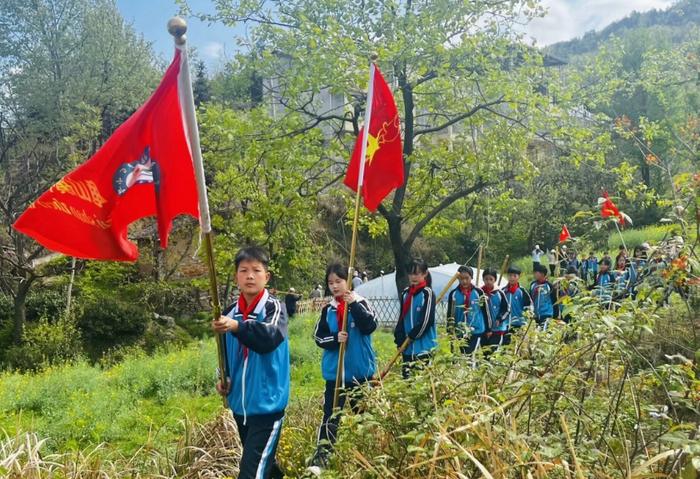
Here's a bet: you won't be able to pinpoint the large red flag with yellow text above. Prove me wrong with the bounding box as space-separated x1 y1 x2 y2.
343 65 403 212
13 49 199 261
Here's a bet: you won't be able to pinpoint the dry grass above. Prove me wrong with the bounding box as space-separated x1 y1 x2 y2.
0 410 243 479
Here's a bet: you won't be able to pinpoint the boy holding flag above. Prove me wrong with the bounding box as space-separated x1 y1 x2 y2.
213 246 289 479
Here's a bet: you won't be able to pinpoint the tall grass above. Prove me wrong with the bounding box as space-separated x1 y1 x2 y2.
4 294 695 478
0 342 220 455
0 312 393 463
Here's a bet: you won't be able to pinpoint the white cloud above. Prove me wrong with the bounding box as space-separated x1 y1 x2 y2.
202 41 225 60
525 0 677 46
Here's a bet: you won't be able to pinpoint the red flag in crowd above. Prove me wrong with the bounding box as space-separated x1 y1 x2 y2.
599 191 632 226
559 224 571 243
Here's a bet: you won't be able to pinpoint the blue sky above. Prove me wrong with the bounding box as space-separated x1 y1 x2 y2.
117 0 677 71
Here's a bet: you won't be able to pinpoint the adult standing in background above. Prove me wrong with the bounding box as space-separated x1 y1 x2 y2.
285 288 302 318
532 244 544 269
547 249 557 276
352 270 363 289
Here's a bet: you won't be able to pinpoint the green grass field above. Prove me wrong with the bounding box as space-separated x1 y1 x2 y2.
0 313 395 458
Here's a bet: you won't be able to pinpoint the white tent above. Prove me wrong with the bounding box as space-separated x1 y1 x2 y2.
354 263 500 326
354 262 496 302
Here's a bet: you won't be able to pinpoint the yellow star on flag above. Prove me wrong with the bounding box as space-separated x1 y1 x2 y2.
365 133 380 165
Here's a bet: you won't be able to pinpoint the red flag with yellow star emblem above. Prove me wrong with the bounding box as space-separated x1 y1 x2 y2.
344 65 403 212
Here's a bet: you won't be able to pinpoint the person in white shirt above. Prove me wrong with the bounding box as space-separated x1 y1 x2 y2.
532 244 544 268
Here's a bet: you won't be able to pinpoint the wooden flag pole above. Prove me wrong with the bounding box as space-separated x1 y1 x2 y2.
332 56 378 410
497 255 510 287
476 245 484 286
378 337 411 380
168 18 228 407
380 245 484 381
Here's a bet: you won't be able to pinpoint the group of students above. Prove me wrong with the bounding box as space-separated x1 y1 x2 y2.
210 243 653 478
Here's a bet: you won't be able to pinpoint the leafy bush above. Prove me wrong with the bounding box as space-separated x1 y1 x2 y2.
3 319 82 371
76 262 140 302
25 288 66 323
78 298 149 340
325 293 699 477
120 280 202 317
78 297 150 359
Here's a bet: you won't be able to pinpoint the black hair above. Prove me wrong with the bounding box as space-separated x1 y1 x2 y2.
533 263 548 275
324 263 348 296
235 246 270 271
407 258 432 286
507 266 521 275
482 267 498 280
600 258 612 267
457 265 473 277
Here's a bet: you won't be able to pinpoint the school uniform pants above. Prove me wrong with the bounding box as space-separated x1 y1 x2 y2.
485 332 510 348
233 411 285 479
317 379 368 449
460 333 485 355
535 316 551 330
402 352 433 379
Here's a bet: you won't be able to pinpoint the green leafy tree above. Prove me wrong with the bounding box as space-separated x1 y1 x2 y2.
199 105 335 292
0 0 158 344
189 0 616 292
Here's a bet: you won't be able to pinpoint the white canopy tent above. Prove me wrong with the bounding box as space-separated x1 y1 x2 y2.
354 262 497 302
354 263 501 326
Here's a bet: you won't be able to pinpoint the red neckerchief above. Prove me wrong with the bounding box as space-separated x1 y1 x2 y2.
508 283 520 294
335 296 346 331
482 284 494 296
459 284 472 299
237 289 265 359
401 281 427 320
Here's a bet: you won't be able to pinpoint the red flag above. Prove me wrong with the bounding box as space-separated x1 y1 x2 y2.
599 191 633 226
600 192 621 220
344 65 403 212
13 49 199 261
559 225 571 243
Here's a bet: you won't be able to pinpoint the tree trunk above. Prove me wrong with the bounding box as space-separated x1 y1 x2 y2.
65 257 77 318
388 64 415 300
153 235 165 281
387 214 410 299
12 279 32 344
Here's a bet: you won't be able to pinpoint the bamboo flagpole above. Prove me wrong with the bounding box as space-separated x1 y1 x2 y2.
332 58 378 410
168 18 228 407
476 245 484 286
379 244 484 381
497 255 510 287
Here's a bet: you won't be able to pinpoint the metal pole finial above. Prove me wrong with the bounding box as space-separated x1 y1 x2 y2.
167 17 188 45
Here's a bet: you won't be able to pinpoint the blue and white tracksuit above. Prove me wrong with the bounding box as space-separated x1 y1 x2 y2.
224 289 289 479
502 285 532 329
529 280 557 327
394 286 437 357
313 295 377 453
